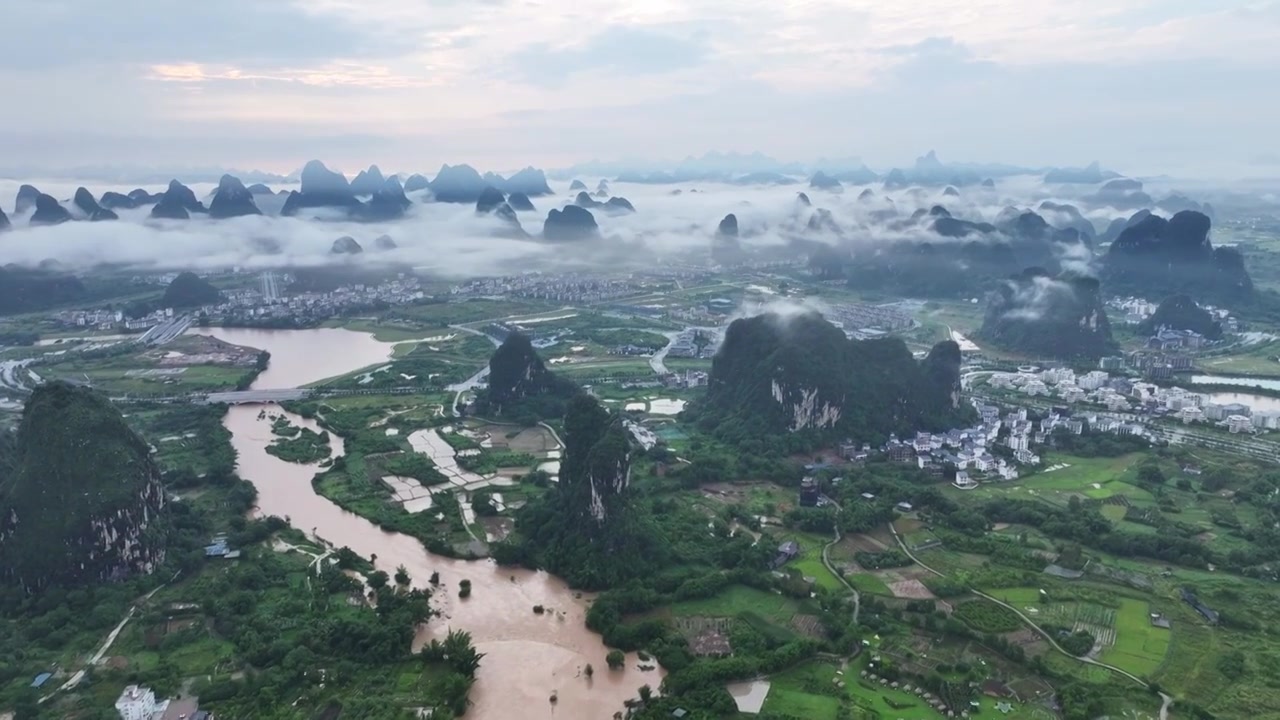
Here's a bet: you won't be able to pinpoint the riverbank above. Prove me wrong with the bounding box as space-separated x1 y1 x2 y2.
201 326 658 719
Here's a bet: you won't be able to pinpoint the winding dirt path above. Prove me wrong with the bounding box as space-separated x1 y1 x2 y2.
820 497 861 625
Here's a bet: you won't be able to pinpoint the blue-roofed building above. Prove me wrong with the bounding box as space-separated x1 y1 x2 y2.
204 534 241 559
31 672 52 688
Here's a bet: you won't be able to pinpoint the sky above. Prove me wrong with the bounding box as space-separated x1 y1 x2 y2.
3 0 1278 178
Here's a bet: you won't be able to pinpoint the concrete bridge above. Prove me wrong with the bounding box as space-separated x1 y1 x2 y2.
203 388 312 405
195 386 424 405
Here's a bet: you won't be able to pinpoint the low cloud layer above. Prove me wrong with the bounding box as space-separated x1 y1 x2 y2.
0 175 1246 278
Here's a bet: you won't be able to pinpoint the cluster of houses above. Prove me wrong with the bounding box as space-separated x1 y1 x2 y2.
114 684 208 720
226 277 426 322
1108 296 1239 334
58 273 428 332
823 301 916 336
666 328 721 359
57 306 177 332
844 398 1157 490
450 269 711 304
869 412 1023 489
990 366 1276 434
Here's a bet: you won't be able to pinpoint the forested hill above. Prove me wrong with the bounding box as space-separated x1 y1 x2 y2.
475 332 578 420
1103 210 1252 303
495 394 668 589
978 268 1118 360
0 382 167 592
162 271 222 308
1138 294 1223 339
687 311 968 448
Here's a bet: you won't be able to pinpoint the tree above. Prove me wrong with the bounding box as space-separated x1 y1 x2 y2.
606 649 626 670
472 490 499 517
638 685 653 704
395 565 411 585
459 579 472 598
367 570 390 592
1138 463 1167 488
584 663 594 678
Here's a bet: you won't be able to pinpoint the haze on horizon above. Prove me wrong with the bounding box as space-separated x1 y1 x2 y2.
2 1 1278 179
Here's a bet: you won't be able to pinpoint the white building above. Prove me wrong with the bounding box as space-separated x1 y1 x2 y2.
1253 411 1280 430
1042 368 1076 386
1180 406 1205 424
1227 415 1254 434
1078 371 1110 391
115 685 157 720
1023 380 1049 397
1105 395 1131 412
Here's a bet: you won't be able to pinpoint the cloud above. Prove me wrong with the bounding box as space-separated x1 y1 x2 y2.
0 0 399 69
0 175 1131 281
1 0 1278 177
508 25 713 85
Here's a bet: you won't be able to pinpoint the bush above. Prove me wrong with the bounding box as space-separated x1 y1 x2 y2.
952 600 1021 633
459 579 472 598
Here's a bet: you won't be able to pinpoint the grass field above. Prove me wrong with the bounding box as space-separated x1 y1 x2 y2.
846 572 893 595
1100 504 1128 522
1101 598 1171 677
775 531 844 592
987 587 1043 606
953 453 1151 508
764 658 1057 720
666 585 803 626
987 587 1171 679
760 686 841 720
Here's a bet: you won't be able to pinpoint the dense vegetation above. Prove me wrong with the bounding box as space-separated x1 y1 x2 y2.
473 332 578 422
687 311 968 448
161 271 222 308
0 266 85 315
265 416 332 464
494 394 668 589
978 268 1118 359
0 382 167 591
1103 210 1253 303
1138 294 1224 339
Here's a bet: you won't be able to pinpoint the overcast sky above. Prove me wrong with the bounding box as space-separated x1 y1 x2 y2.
4 0 1278 178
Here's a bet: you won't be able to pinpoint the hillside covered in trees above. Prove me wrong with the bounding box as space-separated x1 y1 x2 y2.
1103 210 1252 304
0 382 167 592
473 332 579 422
978 268 1118 359
162 271 222 308
1138 294 1223 339
494 394 667 588
686 311 968 449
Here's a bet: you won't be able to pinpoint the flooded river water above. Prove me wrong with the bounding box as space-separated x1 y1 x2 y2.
198 327 657 718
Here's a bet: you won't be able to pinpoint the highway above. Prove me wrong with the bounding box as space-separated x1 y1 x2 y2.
137 314 193 346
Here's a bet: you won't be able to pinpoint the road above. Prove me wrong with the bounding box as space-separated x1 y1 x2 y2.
446 324 502 415
42 580 173 702
137 314 193 346
649 331 683 375
819 499 861 625
886 522 1169 698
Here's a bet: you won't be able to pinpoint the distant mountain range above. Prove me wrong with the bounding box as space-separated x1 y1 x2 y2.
550 150 1133 188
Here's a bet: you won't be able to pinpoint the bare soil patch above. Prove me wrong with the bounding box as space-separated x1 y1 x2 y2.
887 579 936 599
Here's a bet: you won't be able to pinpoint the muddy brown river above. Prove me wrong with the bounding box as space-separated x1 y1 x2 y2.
199 327 659 718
